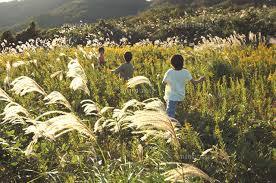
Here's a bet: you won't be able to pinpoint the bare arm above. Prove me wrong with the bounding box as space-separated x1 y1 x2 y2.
162 71 169 84
162 79 167 84
191 76 206 85
112 64 123 74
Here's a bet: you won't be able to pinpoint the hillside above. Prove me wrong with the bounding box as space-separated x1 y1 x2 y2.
1 0 275 31
0 0 150 30
0 0 66 28
0 1 275 48
35 0 150 28
152 0 275 6
43 5 275 45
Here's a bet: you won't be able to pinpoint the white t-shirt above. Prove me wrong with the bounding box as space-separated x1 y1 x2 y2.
163 68 193 101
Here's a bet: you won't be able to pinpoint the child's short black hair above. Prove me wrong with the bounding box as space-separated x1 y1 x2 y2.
99 47 105 53
171 54 184 70
124 52 132 63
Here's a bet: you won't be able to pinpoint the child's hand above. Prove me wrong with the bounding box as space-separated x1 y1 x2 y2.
200 76 206 81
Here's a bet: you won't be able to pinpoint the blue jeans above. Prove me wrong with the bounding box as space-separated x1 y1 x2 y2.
166 100 178 118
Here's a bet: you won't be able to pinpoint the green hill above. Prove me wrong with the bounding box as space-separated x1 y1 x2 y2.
152 0 275 6
0 0 274 31
0 0 66 29
0 0 275 46
42 4 275 45
35 0 150 28
0 0 150 30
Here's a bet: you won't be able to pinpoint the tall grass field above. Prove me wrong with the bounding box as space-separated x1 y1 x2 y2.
0 34 275 182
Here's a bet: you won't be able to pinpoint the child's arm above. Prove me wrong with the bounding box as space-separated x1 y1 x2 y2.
112 64 123 74
191 76 206 85
162 71 170 84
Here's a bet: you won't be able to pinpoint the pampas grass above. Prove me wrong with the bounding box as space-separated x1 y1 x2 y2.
200 146 230 164
4 62 11 89
1 102 30 124
95 98 167 134
99 107 114 115
0 88 13 103
50 70 64 81
81 100 99 116
11 76 46 96
12 61 26 68
163 163 214 182
67 58 90 95
127 76 152 88
143 98 165 112
37 112 95 139
70 77 90 95
11 60 38 69
24 112 95 155
67 59 87 80
44 91 72 111
127 110 180 147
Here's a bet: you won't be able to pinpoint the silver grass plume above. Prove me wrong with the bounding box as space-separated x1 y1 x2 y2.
0 88 13 103
81 100 99 116
67 58 87 81
24 112 95 155
12 60 38 68
44 91 72 111
67 58 90 95
162 163 214 182
50 70 64 81
4 62 11 89
95 108 132 133
1 102 31 125
127 76 152 88
94 98 166 133
99 107 114 115
143 98 166 112
200 146 230 164
92 107 115 133
12 61 26 68
11 76 46 96
104 99 143 132
70 77 90 95
127 110 180 147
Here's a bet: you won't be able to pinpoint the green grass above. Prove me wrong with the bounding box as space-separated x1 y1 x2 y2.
0 37 275 182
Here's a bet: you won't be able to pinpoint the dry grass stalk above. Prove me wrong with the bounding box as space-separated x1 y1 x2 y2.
50 70 64 81
70 77 90 95
1 102 30 125
81 100 99 116
11 76 47 96
0 88 13 103
163 163 214 182
127 76 152 88
44 91 72 111
143 98 166 112
24 112 95 155
67 58 90 95
127 110 180 147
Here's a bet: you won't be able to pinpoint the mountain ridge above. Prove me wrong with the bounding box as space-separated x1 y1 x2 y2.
0 0 150 31
0 0 274 32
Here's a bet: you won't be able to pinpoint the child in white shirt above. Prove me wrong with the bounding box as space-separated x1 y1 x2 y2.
162 54 205 118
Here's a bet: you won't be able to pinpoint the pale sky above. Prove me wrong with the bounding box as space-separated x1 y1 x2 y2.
0 0 15 2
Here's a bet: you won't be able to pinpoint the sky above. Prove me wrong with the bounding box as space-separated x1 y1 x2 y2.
0 0 151 2
0 0 15 2
0 0 152 2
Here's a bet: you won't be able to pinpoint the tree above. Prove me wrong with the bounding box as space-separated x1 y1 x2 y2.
16 22 40 43
1 30 15 45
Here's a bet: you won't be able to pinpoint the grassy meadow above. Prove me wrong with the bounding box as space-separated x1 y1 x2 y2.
0 35 275 182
